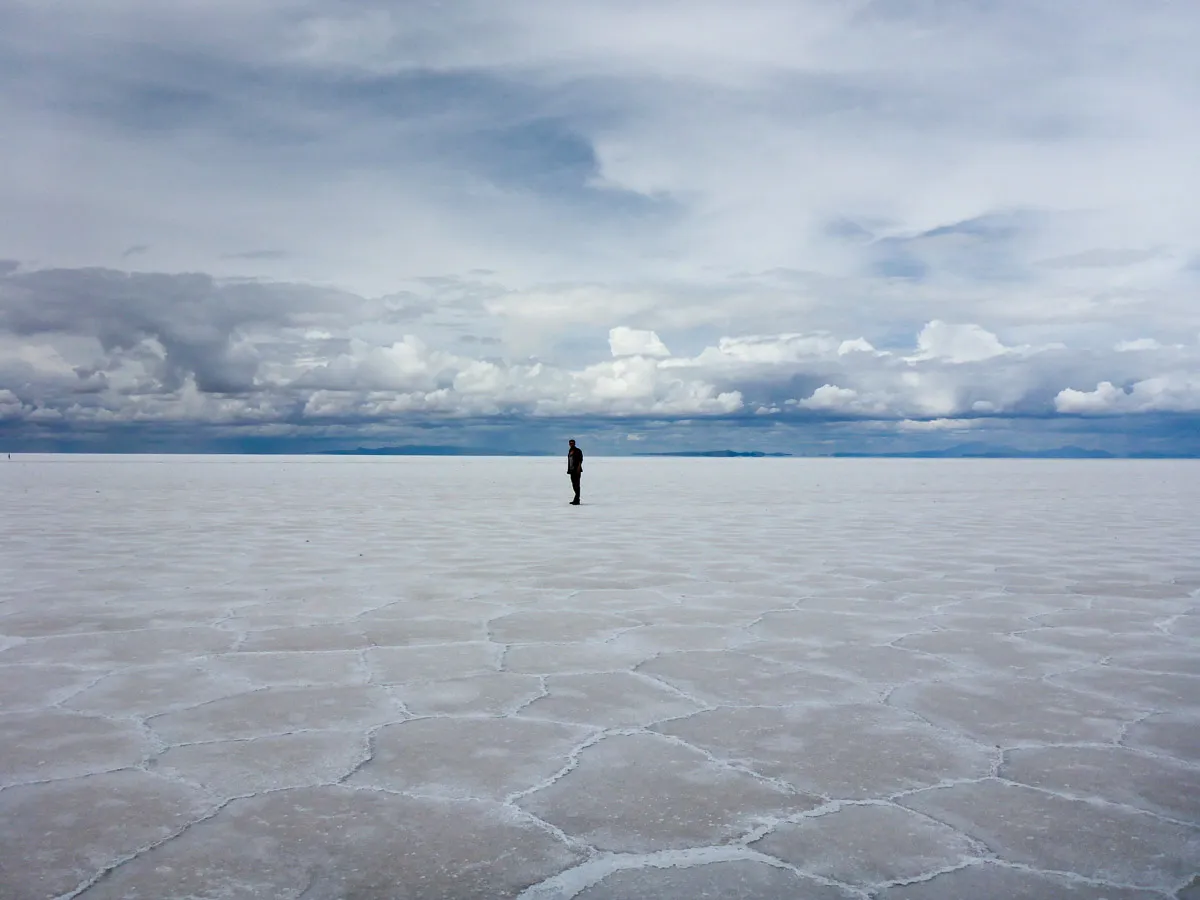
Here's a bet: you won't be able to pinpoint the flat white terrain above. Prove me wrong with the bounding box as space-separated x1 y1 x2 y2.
1 456 1198 899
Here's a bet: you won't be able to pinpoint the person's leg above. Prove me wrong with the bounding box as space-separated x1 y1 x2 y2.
571 473 581 503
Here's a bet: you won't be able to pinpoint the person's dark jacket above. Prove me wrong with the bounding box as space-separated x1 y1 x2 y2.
567 447 583 474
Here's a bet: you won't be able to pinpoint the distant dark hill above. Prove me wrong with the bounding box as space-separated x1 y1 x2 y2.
830 443 1117 459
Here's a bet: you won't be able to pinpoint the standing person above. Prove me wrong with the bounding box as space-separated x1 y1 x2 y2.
566 439 583 505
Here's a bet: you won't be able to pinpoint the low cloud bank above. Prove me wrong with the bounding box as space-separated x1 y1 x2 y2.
2 266 1197 438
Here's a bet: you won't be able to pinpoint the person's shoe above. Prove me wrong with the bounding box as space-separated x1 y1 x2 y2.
570 500 580 505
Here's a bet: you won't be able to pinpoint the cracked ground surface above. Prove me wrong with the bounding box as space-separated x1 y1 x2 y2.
1 455 1198 899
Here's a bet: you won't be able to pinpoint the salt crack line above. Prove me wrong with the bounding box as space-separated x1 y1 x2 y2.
1116 709 1162 748
869 858 986 891
334 726 381 785
999 737 1200 774
514 845 871 900
983 858 1184 897
1173 873 1200 898
502 802 597 860
863 799 994 859
643 729 810 798
378 684 414 719
155 725 369 751
625 668 713 710
887 775 994 803
0 764 148 795
504 727 609 805
735 798 846 844
355 647 374 685
49 666 137 710
56 794 237 900
881 693 1003 756
506 676 551 717
988 776 1200 829
141 684 274 724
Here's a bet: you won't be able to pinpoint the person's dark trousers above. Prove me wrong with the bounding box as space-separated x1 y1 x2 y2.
570 472 581 504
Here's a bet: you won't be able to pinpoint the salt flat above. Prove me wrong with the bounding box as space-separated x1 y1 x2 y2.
1 456 1198 900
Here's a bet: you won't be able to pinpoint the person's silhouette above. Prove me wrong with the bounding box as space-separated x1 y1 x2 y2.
566 439 583 505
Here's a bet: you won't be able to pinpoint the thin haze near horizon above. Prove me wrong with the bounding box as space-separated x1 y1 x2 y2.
1 1 1198 455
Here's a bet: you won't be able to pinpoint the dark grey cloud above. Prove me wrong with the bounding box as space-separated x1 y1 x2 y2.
0 266 364 398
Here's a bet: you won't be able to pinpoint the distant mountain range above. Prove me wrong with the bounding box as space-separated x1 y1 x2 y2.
632 450 794 457
319 443 1195 458
828 443 1189 459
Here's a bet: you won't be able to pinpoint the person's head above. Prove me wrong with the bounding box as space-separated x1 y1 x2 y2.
568 439 576 447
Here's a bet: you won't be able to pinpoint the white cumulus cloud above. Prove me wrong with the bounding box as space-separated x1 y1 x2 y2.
1055 375 1200 414
910 321 1010 364
608 326 671 358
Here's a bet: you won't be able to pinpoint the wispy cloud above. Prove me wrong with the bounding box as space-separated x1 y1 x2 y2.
222 250 292 261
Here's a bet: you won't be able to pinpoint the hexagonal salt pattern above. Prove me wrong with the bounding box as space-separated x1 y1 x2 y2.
1 456 1198 898
900 780 1199 889
77 786 583 900
516 733 813 852
0 769 213 900
751 804 980 886
654 703 994 800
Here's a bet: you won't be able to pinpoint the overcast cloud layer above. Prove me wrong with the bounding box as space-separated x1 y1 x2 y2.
2 1 1198 453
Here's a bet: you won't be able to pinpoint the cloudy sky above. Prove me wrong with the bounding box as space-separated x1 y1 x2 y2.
2 0 1198 454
